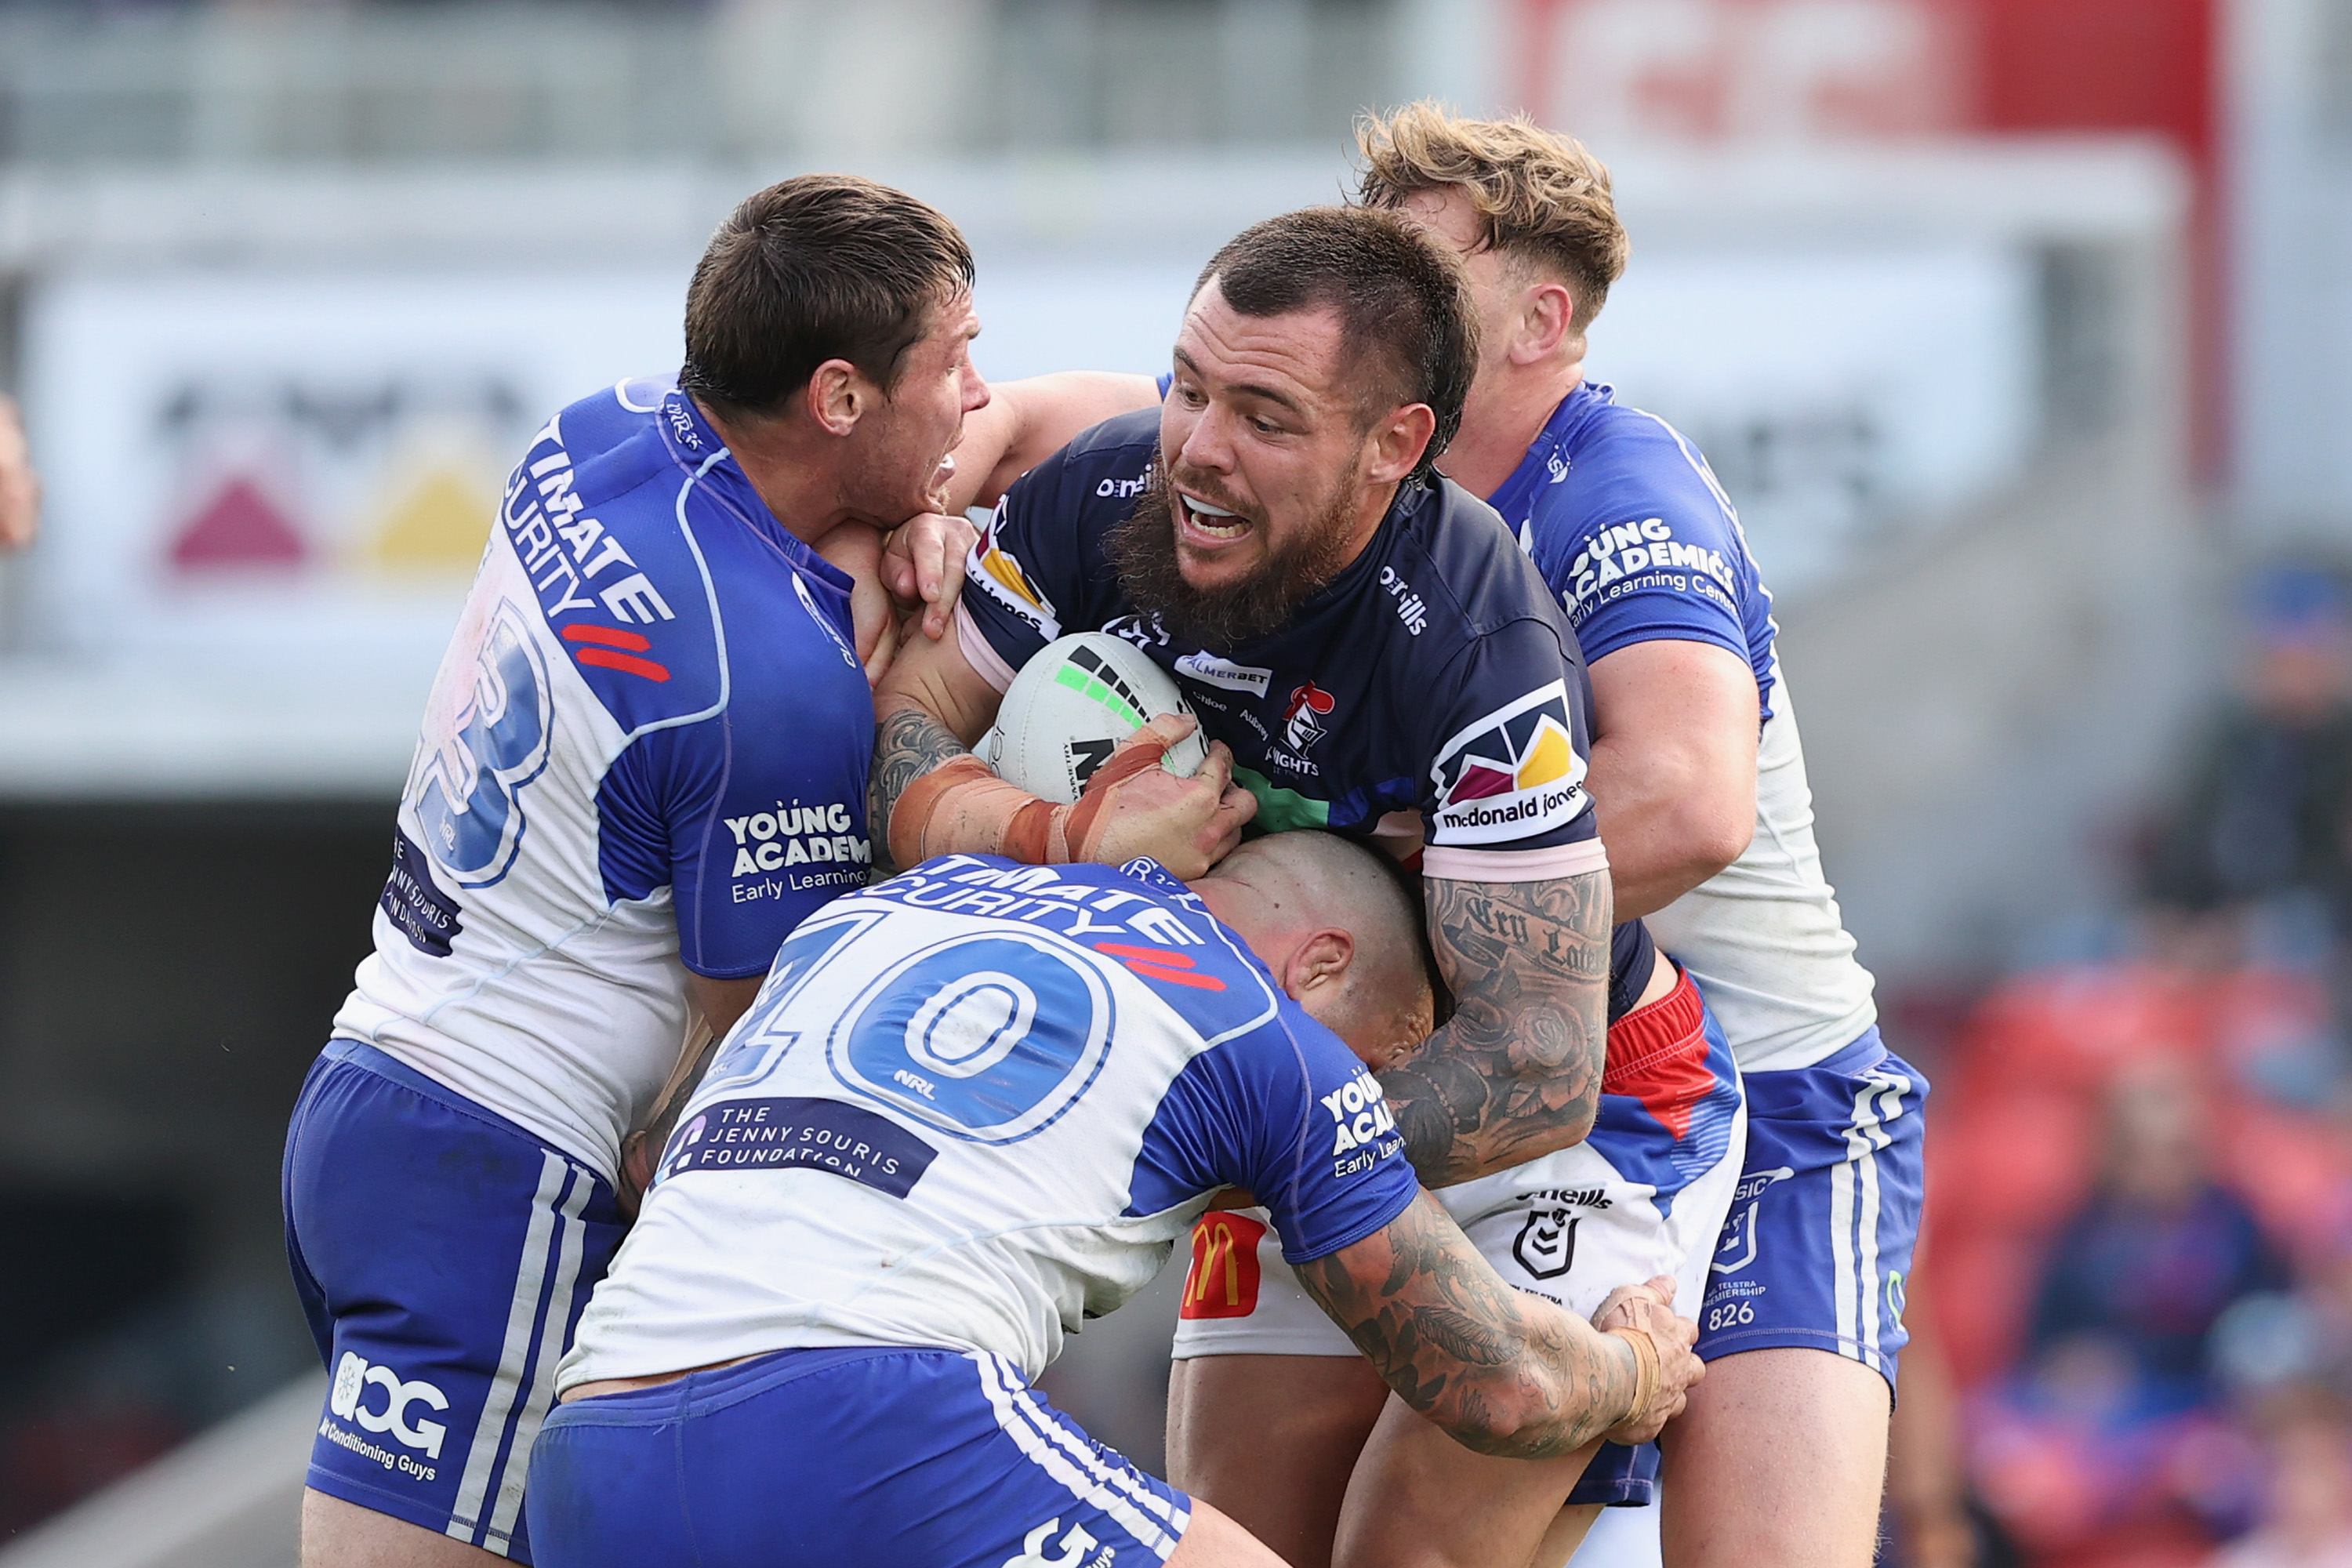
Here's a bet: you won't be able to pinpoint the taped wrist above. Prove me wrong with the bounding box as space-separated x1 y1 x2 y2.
1605 1325 1661 1431
887 754 1068 867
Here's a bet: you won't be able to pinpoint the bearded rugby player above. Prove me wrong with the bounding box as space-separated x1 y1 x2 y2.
869 203 1746 1566
1168 108 1926 1568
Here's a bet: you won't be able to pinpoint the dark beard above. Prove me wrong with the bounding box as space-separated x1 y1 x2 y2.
1104 463 1361 652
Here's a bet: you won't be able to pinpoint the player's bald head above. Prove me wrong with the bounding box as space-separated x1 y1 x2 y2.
1194 832 1434 1066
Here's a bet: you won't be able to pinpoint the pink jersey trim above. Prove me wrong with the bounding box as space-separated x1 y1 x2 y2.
1423 839 1609 884
956 602 1019 694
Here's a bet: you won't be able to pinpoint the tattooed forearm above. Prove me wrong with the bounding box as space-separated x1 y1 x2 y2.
1294 1191 1638 1459
868 702 976 875
1380 869 1611 1186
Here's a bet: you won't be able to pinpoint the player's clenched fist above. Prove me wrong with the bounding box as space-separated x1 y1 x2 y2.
880 510 976 642
888 713 1256 877
1070 716 1256 878
1592 1274 1704 1445
809 521 902 687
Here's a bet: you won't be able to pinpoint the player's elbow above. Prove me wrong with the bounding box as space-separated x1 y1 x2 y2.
1427 1377 1578 1461
1661 794 1753 887
1558 1094 1599 1150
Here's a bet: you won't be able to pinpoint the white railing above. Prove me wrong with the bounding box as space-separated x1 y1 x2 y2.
0 1374 320 1568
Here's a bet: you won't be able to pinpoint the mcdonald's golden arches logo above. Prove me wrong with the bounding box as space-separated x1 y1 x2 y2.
1178 1210 1267 1320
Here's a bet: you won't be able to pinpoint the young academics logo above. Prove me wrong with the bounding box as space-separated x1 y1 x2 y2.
1428 681 1589 845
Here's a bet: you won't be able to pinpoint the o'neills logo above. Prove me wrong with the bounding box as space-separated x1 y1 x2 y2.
1429 681 1590 847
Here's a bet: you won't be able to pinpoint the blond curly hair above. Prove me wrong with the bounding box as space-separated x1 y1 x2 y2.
1356 101 1628 335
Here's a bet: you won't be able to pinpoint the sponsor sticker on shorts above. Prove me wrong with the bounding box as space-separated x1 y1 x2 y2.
1180 1210 1266 1319
1428 681 1591 847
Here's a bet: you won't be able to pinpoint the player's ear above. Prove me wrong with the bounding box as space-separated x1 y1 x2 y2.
1361 403 1436 487
805 359 867 437
1516 281 1576 366
1283 928 1355 1004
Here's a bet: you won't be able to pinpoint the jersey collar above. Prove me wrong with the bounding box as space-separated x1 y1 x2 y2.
657 385 851 596
1484 380 1611 535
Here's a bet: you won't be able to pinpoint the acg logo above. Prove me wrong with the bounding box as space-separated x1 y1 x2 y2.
328 1352 449 1458
1006 1516 1112 1568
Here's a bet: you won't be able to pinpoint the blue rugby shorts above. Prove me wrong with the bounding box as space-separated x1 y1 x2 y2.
1697 1029 1928 1389
282 1037 625 1562
528 1346 1191 1568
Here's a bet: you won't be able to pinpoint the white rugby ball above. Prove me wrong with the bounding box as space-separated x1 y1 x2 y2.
982 633 1207 804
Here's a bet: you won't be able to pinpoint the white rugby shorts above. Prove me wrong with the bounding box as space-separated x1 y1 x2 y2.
1172 965 1747 1353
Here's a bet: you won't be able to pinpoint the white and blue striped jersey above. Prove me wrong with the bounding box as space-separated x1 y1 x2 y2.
332 379 877 1179
1492 382 1877 1072
558 855 1420 1390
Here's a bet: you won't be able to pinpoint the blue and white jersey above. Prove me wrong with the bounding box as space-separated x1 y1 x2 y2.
558 855 1420 1389
1491 381 1876 1072
333 379 877 1178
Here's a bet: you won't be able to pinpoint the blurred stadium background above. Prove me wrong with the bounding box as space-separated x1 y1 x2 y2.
2 0 2349 1563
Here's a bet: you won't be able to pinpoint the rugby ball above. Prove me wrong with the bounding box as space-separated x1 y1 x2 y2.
982 633 1207 804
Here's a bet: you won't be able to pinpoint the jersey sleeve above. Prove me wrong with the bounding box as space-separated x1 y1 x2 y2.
597 717 870 979
1419 615 1608 884
1535 435 1753 668
1125 1001 1419 1265
955 442 1102 693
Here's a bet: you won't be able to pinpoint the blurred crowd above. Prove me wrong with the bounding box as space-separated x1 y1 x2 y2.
1893 566 2352 1568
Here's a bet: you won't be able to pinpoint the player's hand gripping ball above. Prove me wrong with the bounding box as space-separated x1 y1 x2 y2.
982 633 1209 803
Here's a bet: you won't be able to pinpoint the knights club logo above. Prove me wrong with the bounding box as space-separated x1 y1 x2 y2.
1283 681 1335 751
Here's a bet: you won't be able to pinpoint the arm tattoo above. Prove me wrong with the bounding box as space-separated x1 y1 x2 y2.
1294 1191 1637 1459
1379 870 1611 1186
867 702 975 875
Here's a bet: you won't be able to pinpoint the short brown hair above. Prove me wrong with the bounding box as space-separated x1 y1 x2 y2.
681 175 975 417
1356 102 1628 336
1194 206 1477 485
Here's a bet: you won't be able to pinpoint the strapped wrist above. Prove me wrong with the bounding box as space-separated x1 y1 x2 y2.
888 753 1071 868
1605 1325 1661 1431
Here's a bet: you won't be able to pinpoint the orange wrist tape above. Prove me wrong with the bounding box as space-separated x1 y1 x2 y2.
888 754 1065 867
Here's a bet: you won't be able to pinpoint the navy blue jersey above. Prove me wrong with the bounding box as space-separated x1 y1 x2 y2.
336 378 877 1177
956 408 1605 887
1491 382 1777 720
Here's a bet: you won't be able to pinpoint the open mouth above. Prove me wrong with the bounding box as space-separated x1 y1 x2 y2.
1177 489 1251 545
